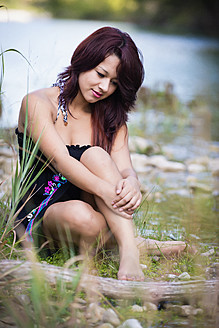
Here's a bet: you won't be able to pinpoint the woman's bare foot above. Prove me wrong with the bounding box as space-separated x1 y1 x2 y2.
135 236 197 258
117 246 144 281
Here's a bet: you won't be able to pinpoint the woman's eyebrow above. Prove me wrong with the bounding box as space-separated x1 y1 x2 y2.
98 66 118 79
98 66 108 74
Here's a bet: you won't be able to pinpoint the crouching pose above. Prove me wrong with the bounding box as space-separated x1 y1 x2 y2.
15 27 192 281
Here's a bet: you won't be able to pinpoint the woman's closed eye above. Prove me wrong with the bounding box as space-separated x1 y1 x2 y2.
96 70 118 87
96 71 105 78
111 80 118 87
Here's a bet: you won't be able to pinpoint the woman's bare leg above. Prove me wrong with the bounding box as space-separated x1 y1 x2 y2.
80 147 144 281
43 199 108 254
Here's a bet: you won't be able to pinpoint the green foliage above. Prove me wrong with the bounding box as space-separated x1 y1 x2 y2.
3 0 219 36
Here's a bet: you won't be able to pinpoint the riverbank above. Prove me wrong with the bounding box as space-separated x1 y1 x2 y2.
0 121 218 326
0 135 218 328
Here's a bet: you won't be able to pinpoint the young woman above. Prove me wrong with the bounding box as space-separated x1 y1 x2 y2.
15 27 192 281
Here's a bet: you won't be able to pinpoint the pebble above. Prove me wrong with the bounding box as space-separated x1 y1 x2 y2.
147 156 186 172
152 256 160 262
187 163 206 173
168 305 195 317
131 305 144 312
130 153 148 173
0 146 15 158
86 303 105 324
96 324 114 328
102 308 120 326
140 264 147 270
178 272 191 280
188 182 212 193
167 274 177 280
129 136 158 155
143 302 157 311
118 318 143 328
208 158 219 176
200 248 214 257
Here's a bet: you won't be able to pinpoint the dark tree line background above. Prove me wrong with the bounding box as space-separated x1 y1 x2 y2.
3 0 219 37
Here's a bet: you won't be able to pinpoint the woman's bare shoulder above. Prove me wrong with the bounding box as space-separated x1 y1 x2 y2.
19 87 59 129
21 87 58 109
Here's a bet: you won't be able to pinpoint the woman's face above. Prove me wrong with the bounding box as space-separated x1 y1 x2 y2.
78 54 120 104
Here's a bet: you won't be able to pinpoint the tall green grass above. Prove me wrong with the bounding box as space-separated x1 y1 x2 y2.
0 47 84 328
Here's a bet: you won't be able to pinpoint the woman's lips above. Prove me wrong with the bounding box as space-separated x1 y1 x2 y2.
92 89 102 98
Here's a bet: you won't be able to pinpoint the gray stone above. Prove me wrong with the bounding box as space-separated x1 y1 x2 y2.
178 272 191 280
0 147 15 158
167 189 191 197
201 248 214 257
102 308 120 326
193 308 204 316
169 305 194 317
86 303 105 324
209 158 219 176
96 324 114 328
167 274 177 280
130 153 149 173
188 181 212 193
131 305 144 312
187 163 206 173
0 157 14 175
147 156 185 172
119 318 143 328
143 302 157 311
129 136 158 155
140 264 147 270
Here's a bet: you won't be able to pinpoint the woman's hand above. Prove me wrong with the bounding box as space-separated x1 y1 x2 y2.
100 181 134 220
111 176 142 213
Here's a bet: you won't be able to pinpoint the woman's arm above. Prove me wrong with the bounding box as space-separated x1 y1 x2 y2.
110 125 142 212
18 92 132 219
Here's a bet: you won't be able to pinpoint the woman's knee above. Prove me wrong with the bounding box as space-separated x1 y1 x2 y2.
44 200 107 238
80 146 120 179
67 201 106 237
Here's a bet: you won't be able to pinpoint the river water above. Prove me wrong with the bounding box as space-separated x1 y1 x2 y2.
0 11 219 130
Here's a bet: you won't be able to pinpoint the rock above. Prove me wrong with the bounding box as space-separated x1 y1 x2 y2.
129 136 158 155
189 182 212 193
146 155 166 166
86 303 105 324
186 175 197 184
15 294 30 305
167 189 191 197
187 163 206 173
130 153 149 173
189 234 200 240
0 157 14 175
74 297 87 305
131 305 144 312
147 156 185 172
140 264 147 270
143 302 157 311
178 272 191 280
201 248 215 257
193 308 204 316
209 158 219 176
167 274 177 280
119 318 143 328
97 324 114 328
169 305 195 317
102 308 120 326
0 147 15 158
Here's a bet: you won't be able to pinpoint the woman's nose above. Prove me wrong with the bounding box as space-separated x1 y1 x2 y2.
99 78 110 93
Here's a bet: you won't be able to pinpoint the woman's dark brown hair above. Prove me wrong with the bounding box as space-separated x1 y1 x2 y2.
58 26 144 153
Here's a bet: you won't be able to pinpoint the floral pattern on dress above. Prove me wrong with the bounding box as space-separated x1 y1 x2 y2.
25 173 67 242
